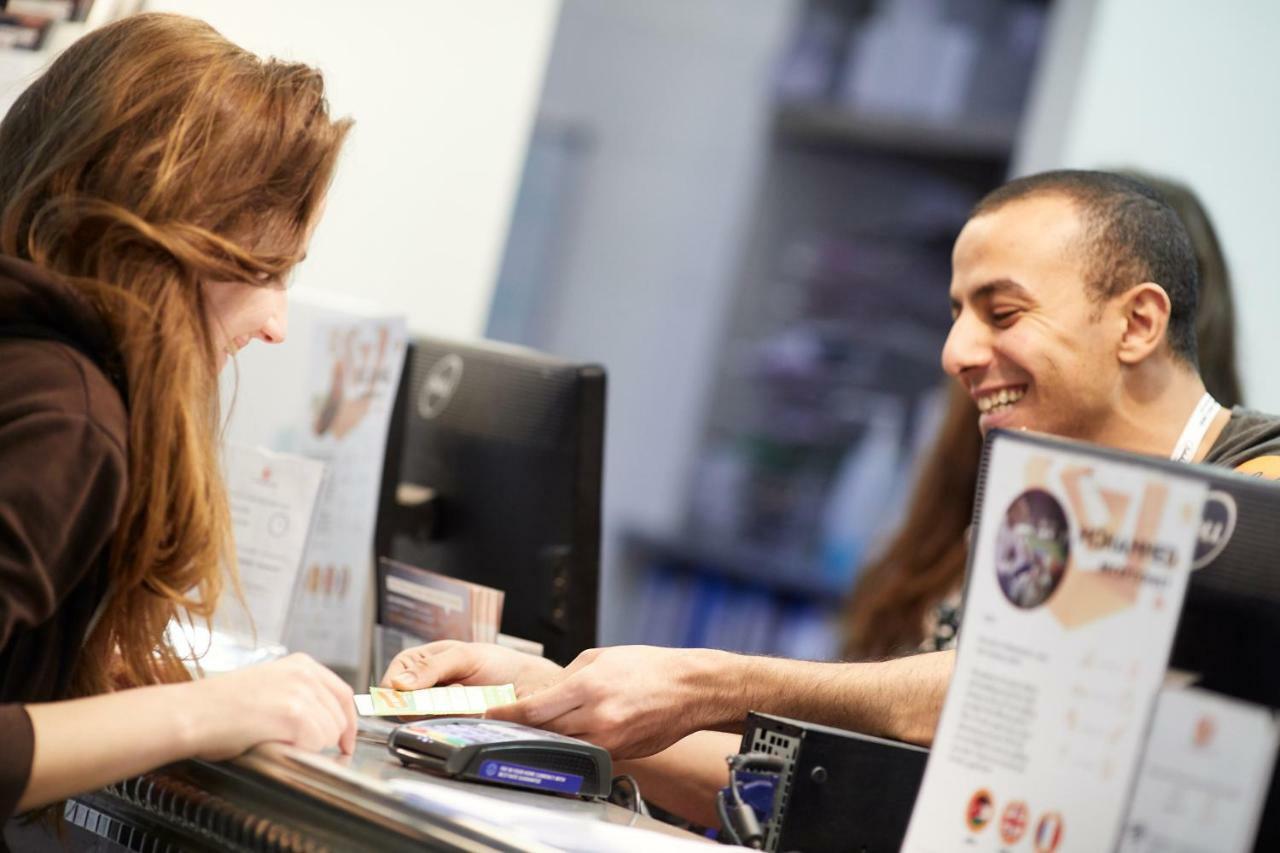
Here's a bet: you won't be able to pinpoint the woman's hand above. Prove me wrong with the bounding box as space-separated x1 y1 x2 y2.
182 652 357 761
380 640 563 698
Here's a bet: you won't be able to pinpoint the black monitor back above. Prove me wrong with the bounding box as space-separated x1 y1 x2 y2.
375 336 605 665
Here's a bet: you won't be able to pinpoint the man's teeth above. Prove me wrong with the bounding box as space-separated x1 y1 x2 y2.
977 387 1026 414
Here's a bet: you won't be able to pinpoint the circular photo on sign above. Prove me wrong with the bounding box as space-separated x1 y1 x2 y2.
995 489 1070 609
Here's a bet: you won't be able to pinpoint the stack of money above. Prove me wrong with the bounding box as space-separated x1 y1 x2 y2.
354 683 517 717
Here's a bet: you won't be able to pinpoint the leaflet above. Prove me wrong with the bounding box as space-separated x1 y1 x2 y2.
215 445 326 647
903 435 1207 853
221 288 408 682
1119 685 1279 853
379 558 505 645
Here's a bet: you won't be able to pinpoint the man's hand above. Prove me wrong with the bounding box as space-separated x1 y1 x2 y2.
484 645 728 759
379 640 563 697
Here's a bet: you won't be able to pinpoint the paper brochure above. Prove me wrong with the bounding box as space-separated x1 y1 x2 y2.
903 434 1208 853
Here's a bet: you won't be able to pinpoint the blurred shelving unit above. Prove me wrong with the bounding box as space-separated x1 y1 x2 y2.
620 0 1051 660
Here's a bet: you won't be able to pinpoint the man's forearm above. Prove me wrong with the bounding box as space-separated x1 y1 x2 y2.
695 649 955 746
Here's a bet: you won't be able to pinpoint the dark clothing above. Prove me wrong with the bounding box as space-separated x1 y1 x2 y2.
0 255 128 823
1203 406 1280 469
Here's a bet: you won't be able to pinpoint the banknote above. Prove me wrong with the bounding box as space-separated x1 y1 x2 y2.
353 683 517 717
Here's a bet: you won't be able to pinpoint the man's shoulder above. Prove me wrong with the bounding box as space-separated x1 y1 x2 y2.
1205 407 1280 480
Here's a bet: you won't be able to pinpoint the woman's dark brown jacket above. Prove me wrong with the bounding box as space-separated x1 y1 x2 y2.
0 254 128 822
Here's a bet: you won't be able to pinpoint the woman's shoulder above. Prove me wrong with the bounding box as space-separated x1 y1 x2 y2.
0 337 128 459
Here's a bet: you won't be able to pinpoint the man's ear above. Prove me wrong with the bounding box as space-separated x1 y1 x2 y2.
1116 282 1172 365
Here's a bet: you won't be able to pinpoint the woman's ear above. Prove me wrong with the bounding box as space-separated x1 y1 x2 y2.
1116 282 1172 365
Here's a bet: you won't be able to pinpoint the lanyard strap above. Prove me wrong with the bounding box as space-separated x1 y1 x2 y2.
1170 392 1221 463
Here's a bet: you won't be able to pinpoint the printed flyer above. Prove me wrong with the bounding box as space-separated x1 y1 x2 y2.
903 433 1208 853
1119 685 1279 853
215 444 326 647
220 288 407 683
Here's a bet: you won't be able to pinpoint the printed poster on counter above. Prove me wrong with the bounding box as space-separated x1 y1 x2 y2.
214 444 326 648
902 432 1208 853
1119 685 1279 853
221 288 407 682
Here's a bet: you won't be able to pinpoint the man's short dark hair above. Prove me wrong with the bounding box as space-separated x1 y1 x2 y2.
972 169 1200 366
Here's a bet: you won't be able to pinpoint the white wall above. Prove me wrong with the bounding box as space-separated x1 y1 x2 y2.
141 0 560 338
524 0 799 642
1016 0 1280 409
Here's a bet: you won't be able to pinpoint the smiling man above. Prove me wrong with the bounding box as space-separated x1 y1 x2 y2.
380 171 1280 825
948 172 1225 453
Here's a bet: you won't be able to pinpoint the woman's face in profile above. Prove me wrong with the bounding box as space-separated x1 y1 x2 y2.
204 277 289 370
206 201 326 370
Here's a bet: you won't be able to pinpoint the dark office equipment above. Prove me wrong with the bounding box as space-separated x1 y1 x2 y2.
375 336 605 665
389 718 612 798
977 430 1280 851
734 712 927 852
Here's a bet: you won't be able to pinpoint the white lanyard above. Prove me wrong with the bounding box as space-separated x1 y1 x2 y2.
1169 392 1222 463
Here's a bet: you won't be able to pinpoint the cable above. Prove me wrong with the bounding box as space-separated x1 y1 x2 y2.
719 753 786 849
717 788 748 847
608 773 649 817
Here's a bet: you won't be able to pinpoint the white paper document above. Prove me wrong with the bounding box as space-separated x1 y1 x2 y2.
1120 686 1279 853
903 435 1208 853
215 444 326 647
221 288 408 678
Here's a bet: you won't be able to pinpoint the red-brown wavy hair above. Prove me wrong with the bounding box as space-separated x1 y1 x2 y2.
0 13 351 693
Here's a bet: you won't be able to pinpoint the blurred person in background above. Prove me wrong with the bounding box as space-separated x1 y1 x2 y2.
843 171 1245 660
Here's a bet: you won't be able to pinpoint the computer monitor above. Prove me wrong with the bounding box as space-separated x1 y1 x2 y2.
374 336 605 665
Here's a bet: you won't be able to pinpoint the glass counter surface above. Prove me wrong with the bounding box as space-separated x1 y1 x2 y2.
47 727 709 852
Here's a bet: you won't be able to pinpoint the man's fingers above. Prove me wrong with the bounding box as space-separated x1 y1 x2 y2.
382 644 476 690
562 648 600 676
485 679 584 728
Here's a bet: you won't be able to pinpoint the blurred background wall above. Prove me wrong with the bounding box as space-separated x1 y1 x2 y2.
1017 0 1280 410
492 0 1280 651
144 0 561 338
2 0 1276 655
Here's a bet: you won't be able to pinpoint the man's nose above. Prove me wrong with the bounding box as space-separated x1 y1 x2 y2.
941 312 990 379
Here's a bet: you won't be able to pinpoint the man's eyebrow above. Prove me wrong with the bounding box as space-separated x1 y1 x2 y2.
950 278 1029 314
970 278 1031 301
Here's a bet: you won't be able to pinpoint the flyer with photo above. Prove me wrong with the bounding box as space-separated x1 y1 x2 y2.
220 288 408 683
902 433 1208 853
1119 685 1279 853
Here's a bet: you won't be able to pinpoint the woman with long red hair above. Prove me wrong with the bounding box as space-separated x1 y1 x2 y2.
0 13 356 820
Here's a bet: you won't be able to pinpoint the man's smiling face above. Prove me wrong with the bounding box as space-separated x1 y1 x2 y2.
942 193 1125 440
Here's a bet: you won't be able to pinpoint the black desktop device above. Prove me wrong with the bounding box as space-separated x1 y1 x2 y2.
388 718 613 798
729 712 928 852
375 336 605 665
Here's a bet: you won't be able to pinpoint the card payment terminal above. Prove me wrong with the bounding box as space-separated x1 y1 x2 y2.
388 718 613 798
